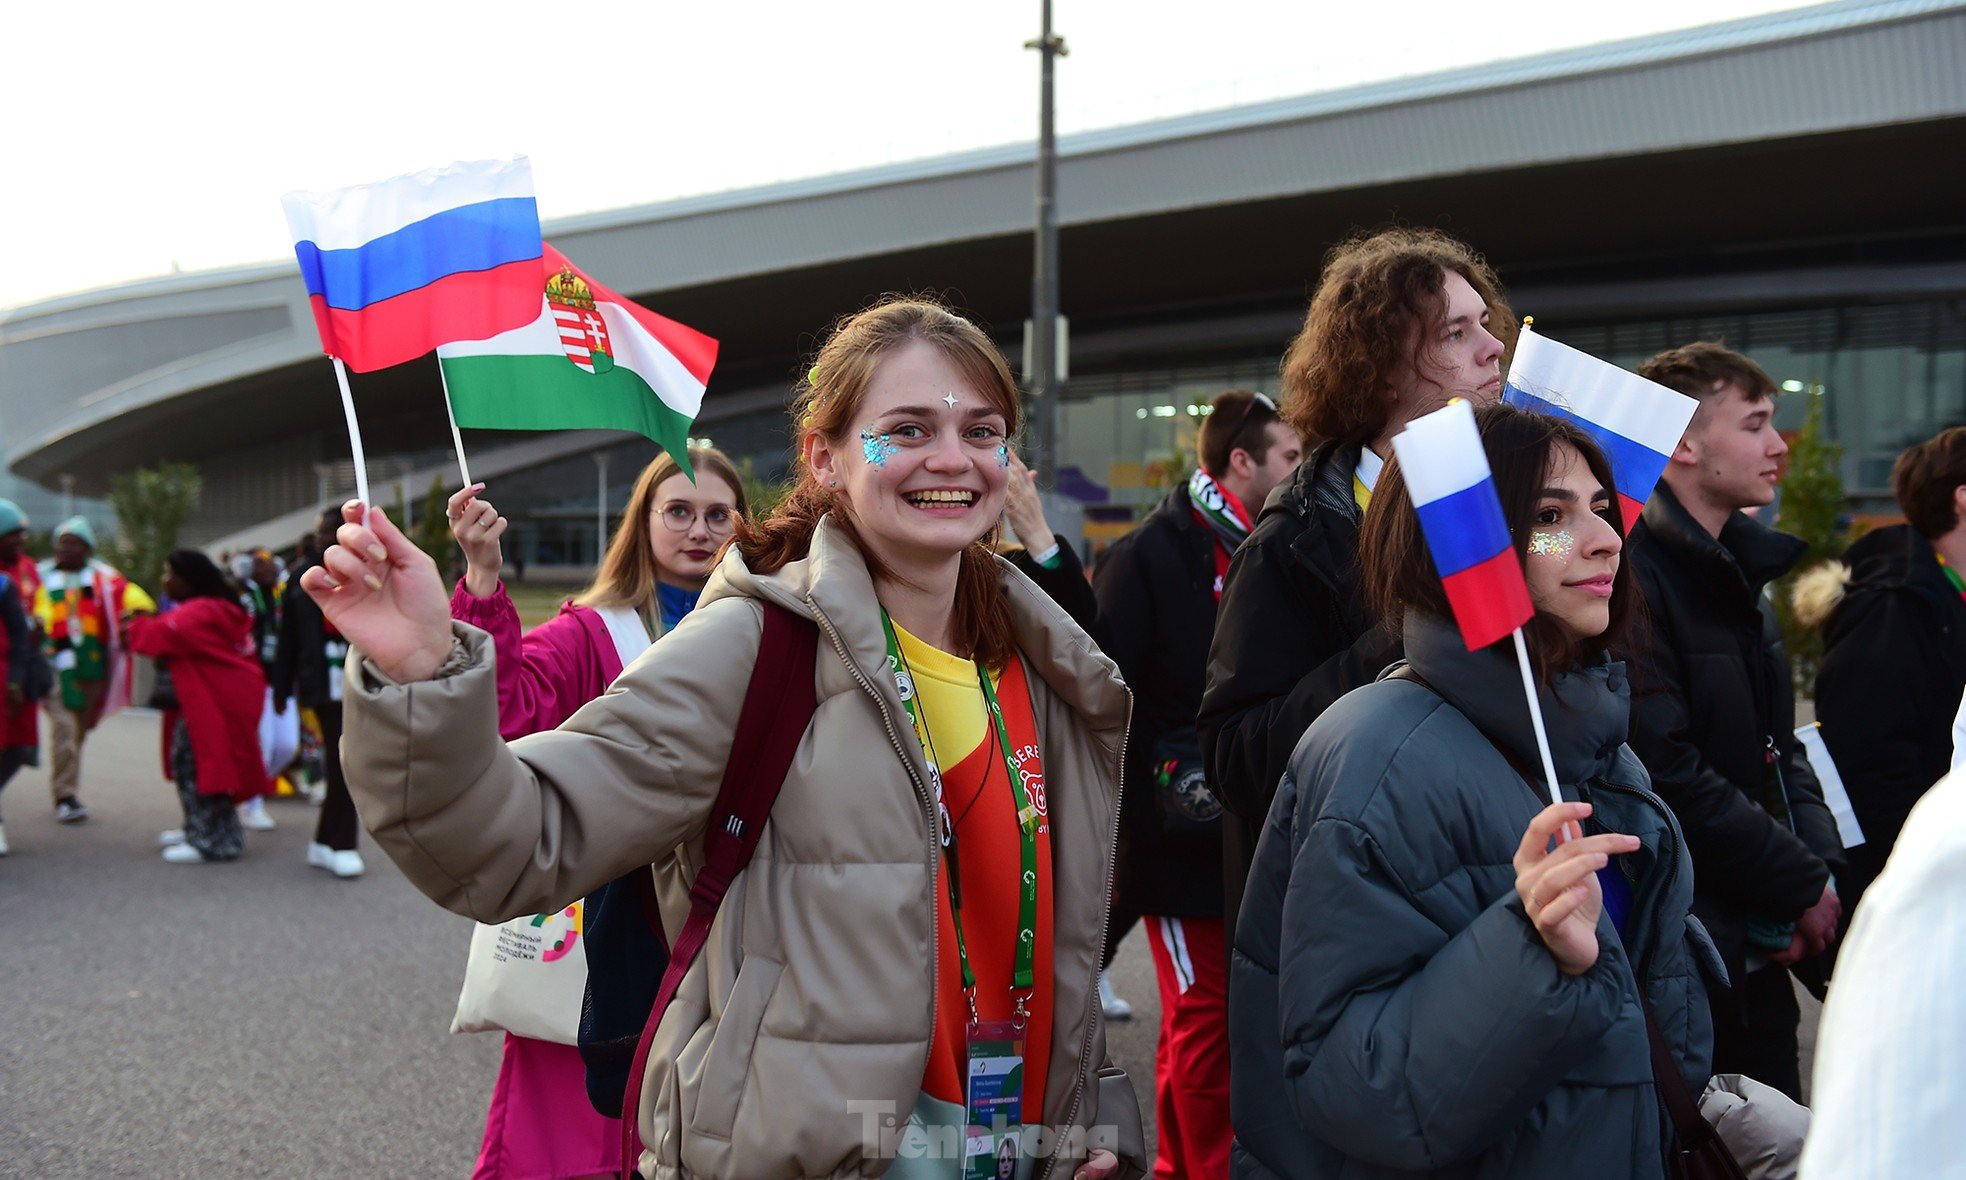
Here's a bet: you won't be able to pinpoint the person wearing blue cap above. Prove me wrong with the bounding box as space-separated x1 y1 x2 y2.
34 516 155 823
0 500 39 856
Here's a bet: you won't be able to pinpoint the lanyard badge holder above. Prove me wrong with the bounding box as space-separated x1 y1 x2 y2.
882 614 1040 1180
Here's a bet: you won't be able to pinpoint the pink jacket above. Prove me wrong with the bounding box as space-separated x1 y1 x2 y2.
450 583 623 741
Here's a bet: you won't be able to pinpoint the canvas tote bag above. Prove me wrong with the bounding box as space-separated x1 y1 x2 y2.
451 607 654 1044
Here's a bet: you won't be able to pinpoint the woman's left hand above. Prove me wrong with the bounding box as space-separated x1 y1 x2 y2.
1075 1149 1120 1179
1513 802 1640 976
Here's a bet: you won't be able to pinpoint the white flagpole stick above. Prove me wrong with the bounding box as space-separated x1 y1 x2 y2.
1511 627 1564 811
438 361 472 487
330 357 373 526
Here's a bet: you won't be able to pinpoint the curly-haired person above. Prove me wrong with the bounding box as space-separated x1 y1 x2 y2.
1199 226 1515 926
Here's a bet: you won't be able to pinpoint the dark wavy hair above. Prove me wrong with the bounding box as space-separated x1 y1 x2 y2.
1281 227 1515 445
1360 403 1636 682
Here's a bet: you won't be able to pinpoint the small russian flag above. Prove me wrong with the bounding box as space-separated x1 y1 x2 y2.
1391 400 1535 651
1502 324 1699 533
282 157 544 373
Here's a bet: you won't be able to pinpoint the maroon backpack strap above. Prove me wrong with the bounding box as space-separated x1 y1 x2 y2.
617 602 818 1177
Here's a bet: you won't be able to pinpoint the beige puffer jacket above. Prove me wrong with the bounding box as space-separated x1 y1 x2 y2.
341 518 1145 1179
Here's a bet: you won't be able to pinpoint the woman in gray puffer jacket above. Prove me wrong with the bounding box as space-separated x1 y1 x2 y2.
1230 404 1719 1179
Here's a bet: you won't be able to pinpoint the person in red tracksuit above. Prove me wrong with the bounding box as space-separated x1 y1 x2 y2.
1092 389 1302 1180
125 550 267 864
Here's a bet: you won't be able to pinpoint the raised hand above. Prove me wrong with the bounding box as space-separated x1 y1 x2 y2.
1513 802 1641 976
447 483 508 598
298 501 455 683
1002 452 1055 555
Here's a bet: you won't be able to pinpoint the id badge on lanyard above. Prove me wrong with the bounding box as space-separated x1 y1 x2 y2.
965 1018 1026 1180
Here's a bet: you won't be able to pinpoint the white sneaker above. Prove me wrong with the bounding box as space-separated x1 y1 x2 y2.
238 797 276 831
302 782 327 806
328 849 364 879
0 822 9 856
162 842 207 864
307 841 333 869
1098 971 1133 1022
159 828 186 847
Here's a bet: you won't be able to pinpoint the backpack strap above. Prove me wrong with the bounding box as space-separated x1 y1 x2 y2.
617 601 819 1178
1641 992 1748 1178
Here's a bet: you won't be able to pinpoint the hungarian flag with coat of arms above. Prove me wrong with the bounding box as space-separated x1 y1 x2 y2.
436 244 717 467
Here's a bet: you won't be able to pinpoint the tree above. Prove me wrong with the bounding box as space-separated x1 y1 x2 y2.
1774 388 1848 694
737 457 795 520
104 462 202 597
408 477 460 577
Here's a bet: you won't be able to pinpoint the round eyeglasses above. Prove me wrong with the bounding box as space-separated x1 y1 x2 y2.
657 502 737 535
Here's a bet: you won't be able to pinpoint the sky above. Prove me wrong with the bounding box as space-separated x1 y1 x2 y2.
2 0 1813 313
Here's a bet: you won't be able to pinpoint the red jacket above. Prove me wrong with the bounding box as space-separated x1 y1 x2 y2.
126 598 266 800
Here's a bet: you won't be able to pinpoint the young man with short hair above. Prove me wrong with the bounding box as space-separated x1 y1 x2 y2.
1093 388 1301 1180
1624 342 1844 1100
1806 425 1966 916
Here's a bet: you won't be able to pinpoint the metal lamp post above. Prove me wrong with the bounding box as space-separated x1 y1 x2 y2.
1025 1 1067 489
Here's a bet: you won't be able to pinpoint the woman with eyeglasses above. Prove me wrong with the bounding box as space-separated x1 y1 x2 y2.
443 445 749 1180
448 447 750 741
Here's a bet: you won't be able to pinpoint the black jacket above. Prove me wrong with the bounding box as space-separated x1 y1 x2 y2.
1623 484 1841 982
1092 483 1222 918
1004 542 1099 637
1814 524 1966 912
1231 613 1714 1179
1199 441 1400 924
270 559 340 711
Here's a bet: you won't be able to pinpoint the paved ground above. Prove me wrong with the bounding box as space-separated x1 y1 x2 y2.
0 708 1164 1178
1 707 1818 1177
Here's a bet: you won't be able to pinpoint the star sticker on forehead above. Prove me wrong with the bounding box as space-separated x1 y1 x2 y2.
942 391 960 409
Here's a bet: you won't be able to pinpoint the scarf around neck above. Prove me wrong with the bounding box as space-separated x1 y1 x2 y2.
1188 468 1253 553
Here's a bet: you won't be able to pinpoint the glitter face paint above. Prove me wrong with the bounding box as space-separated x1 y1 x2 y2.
1528 529 1576 559
859 428 897 468
996 443 1010 468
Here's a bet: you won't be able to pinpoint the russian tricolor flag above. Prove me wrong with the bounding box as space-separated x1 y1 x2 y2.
1502 325 1699 533
1391 400 1534 651
282 157 544 373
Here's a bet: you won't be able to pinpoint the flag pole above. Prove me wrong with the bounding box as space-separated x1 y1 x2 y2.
438 362 473 486
331 357 373 526
1510 627 1564 811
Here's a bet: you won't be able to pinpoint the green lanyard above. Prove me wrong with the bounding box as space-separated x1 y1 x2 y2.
880 612 1040 1013
1940 554 1966 603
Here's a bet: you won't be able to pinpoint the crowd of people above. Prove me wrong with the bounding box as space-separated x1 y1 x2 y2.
0 508 366 877
8 224 1959 1178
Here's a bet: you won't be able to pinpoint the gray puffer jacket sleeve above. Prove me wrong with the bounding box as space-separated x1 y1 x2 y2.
341 598 762 923
1277 781 1628 1170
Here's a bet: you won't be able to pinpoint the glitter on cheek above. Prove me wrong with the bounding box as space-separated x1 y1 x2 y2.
1528 529 1576 559
859 428 896 468
996 443 1010 468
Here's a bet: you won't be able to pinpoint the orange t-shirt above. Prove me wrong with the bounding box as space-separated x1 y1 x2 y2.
892 624 1054 1123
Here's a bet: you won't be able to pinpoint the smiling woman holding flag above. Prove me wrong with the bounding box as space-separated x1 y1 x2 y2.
298 297 1141 1180
1229 403 1719 1179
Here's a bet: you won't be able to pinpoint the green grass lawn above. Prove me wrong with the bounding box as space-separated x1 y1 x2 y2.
502 581 585 630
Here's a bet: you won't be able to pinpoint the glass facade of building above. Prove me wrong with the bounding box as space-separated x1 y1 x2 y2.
515 295 1966 568
1556 299 1966 508
1038 295 1966 548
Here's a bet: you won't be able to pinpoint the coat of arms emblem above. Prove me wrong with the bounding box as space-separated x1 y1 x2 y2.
546 266 614 374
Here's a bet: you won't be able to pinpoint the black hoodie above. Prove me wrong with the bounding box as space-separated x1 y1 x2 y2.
1814 523 1966 912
